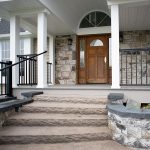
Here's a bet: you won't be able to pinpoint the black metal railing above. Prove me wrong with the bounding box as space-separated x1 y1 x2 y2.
0 61 12 96
120 48 150 86
47 62 52 84
0 51 47 96
17 54 37 86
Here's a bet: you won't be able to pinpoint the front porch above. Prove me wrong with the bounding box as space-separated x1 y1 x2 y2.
0 0 150 91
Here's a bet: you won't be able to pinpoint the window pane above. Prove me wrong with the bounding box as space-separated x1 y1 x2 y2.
90 39 103 47
80 38 85 68
80 11 111 28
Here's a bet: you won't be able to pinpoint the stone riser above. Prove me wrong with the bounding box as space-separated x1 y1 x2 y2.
4 119 108 127
21 107 107 115
33 97 107 105
0 133 111 145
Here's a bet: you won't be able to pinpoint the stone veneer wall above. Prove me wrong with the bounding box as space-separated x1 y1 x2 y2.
120 30 150 84
0 110 15 127
55 35 76 84
108 111 150 149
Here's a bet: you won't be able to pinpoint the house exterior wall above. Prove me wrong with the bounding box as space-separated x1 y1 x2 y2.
120 31 150 49
120 31 150 85
55 35 76 84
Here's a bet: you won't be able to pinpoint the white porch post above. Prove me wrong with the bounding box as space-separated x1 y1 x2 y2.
37 12 47 88
10 16 20 87
49 35 55 85
111 4 120 89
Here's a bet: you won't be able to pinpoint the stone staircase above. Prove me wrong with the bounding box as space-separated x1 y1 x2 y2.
0 95 121 149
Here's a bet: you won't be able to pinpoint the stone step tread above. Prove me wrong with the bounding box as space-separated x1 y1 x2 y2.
34 96 107 100
33 96 107 104
8 113 107 120
24 102 106 109
0 126 110 136
0 141 132 150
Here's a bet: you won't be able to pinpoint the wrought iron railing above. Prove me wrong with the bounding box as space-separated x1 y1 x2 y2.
47 62 52 84
0 51 47 97
120 48 150 86
17 54 37 86
0 61 12 96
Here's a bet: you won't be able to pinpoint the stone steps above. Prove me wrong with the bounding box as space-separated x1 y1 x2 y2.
0 140 132 150
33 95 107 104
21 102 107 115
0 126 111 144
0 95 111 146
4 113 107 126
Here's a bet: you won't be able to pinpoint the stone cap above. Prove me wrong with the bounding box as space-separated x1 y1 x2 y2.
21 91 43 98
108 93 124 101
107 104 150 119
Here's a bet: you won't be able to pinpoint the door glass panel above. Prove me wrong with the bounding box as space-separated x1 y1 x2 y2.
90 39 103 47
80 38 85 68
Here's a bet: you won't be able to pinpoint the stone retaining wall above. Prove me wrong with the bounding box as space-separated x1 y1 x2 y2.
0 110 15 127
108 111 150 149
55 35 76 84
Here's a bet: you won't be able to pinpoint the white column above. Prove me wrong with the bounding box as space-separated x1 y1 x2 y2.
23 38 33 54
111 4 120 89
49 35 55 85
37 12 47 88
10 16 20 87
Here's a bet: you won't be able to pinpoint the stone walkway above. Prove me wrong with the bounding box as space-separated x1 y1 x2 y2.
0 140 133 150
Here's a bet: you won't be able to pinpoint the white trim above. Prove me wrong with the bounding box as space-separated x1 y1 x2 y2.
37 12 48 88
76 26 111 35
10 15 20 88
49 35 55 85
111 4 120 89
107 0 150 5
0 31 32 39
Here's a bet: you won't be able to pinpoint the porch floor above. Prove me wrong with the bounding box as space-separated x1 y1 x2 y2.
16 84 150 90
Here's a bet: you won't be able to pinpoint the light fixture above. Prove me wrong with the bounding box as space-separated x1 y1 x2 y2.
119 32 123 43
68 37 73 46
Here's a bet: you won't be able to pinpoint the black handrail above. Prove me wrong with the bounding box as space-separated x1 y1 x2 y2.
0 51 47 72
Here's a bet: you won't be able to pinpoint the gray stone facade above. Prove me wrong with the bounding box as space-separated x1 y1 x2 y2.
108 111 150 149
120 31 150 85
55 35 76 84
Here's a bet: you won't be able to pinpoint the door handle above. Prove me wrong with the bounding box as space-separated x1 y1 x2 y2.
104 57 107 63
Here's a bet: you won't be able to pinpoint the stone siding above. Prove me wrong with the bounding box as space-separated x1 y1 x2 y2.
108 111 150 149
55 35 76 84
0 110 15 127
120 31 150 84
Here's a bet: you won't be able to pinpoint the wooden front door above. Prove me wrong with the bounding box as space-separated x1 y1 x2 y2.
86 35 108 83
78 35 109 84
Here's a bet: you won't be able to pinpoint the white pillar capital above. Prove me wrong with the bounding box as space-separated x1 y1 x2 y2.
111 4 120 89
37 12 47 88
10 15 20 88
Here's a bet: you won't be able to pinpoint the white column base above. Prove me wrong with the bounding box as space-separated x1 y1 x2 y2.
111 85 121 89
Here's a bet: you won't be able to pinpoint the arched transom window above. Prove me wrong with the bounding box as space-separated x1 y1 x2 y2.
80 11 111 28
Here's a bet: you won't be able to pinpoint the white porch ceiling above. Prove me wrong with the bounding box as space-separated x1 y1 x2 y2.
0 0 150 35
119 1 150 31
39 0 109 32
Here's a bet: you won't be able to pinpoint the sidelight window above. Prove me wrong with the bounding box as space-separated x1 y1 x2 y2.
79 38 85 68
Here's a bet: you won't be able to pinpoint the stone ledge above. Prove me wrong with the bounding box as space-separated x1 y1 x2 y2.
21 91 43 98
107 104 150 119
